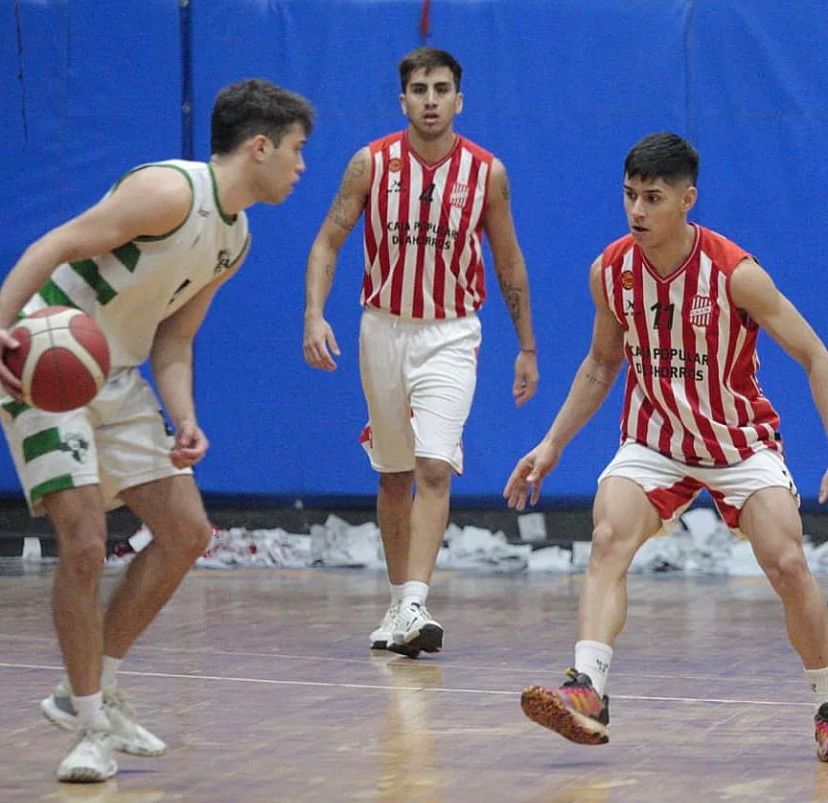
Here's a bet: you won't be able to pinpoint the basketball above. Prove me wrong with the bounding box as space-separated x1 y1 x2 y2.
3 306 110 413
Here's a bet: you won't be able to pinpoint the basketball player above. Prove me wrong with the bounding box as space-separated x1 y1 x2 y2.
304 47 538 657
504 132 828 758
0 79 313 782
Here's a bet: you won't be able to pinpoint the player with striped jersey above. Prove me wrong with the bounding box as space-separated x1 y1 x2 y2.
304 47 538 657
504 133 828 758
0 79 313 783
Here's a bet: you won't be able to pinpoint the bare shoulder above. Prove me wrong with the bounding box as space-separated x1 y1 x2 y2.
729 257 778 305
116 165 192 206
487 157 510 200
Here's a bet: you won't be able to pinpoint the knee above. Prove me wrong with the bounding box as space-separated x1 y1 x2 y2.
589 521 638 571
762 547 811 595
159 516 213 565
58 533 107 585
415 460 452 496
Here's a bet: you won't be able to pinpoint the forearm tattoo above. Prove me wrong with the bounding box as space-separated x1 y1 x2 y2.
329 152 367 231
497 274 523 325
583 372 610 389
500 171 511 202
324 263 336 281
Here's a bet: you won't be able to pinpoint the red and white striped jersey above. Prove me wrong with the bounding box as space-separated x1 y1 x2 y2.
601 224 782 466
361 131 492 319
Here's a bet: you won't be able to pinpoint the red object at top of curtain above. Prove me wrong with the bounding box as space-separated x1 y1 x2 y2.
419 0 431 41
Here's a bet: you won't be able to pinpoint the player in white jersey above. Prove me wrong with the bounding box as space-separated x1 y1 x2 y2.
504 132 828 758
304 47 539 657
0 79 313 783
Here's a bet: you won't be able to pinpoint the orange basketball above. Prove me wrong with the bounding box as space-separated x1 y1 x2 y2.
4 306 110 413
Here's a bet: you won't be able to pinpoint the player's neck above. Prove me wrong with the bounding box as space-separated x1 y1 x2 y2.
406 127 457 165
209 157 249 216
641 222 697 277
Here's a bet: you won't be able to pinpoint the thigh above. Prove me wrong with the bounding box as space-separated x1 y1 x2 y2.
597 442 702 533
120 474 209 545
0 401 99 516
698 448 800 533
94 369 192 508
407 316 481 474
359 312 415 472
594 476 663 543
739 485 803 563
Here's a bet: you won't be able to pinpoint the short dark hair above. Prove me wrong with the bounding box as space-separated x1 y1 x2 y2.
624 132 699 186
210 79 315 155
398 47 462 93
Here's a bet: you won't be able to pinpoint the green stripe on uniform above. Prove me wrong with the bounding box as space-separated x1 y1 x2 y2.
1 399 30 419
70 260 117 305
23 427 63 463
38 281 77 309
31 474 75 502
112 242 140 272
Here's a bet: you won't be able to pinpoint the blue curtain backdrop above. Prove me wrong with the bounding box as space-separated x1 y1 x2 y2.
1 0 826 504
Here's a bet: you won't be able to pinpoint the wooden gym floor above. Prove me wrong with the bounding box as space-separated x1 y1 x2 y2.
1 562 827 802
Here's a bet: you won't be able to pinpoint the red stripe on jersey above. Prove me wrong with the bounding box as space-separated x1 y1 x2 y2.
361 131 492 320
601 225 782 466
648 476 704 521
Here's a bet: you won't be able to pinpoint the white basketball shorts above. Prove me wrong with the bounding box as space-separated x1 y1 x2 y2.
358 308 481 474
597 441 799 534
1 367 192 515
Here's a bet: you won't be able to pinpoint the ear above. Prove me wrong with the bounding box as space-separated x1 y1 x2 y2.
682 185 698 214
250 134 271 161
400 93 408 117
455 92 464 116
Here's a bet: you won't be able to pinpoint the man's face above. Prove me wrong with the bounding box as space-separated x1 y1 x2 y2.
623 174 696 248
400 66 463 139
260 123 307 204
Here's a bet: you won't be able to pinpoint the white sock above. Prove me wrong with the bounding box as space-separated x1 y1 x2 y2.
400 581 429 607
101 655 123 691
71 692 109 730
805 666 828 705
389 583 404 606
575 640 614 697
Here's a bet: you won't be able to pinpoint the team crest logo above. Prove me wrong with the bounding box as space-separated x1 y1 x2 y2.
388 158 402 172
688 294 713 327
449 183 469 208
214 249 233 275
60 432 90 464
620 270 634 290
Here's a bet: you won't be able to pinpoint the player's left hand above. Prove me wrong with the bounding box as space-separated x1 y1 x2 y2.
170 419 209 468
513 350 539 407
820 467 828 505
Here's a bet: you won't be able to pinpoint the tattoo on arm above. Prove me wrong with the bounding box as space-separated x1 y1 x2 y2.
583 372 610 389
324 263 335 282
329 152 367 232
497 274 522 325
499 171 511 202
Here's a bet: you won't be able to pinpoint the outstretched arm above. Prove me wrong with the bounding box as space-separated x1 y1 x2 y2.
729 258 828 503
503 257 626 509
303 147 371 371
483 158 538 406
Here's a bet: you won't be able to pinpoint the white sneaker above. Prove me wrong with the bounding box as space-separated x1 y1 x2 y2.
57 727 117 783
389 602 444 658
41 682 167 757
369 602 400 650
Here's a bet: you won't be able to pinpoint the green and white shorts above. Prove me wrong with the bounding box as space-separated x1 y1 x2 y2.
1 367 192 515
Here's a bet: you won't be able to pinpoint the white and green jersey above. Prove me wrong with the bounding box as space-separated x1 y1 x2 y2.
23 160 249 370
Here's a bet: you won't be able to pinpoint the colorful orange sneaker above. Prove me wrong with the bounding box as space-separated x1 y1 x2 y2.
815 703 828 761
521 668 609 745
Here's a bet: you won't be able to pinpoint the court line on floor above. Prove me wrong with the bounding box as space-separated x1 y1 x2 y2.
0 661 812 709
0 633 806 687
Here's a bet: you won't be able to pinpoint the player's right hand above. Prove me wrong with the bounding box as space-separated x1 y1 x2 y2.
503 440 562 510
303 315 340 371
0 328 22 399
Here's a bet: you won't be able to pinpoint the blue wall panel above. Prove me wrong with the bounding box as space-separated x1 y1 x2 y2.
1 1 826 502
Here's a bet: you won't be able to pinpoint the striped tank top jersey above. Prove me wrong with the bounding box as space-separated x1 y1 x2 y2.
601 224 781 467
361 131 492 320
24 160 249 370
